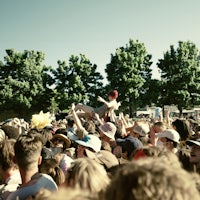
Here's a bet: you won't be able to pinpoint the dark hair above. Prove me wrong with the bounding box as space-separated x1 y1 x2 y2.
67 119 75 128
55 128 67 135
172 119 190 141
14 133 43 170
0 139 17 171
1 125 19 140
39 158 65 186
166 138 178 148
178 150 193 172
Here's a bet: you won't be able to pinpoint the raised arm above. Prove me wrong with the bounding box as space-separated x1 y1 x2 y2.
71 103 85 131
97 96 116 108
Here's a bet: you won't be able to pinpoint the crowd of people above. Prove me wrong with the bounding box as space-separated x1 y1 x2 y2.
0 90 200 200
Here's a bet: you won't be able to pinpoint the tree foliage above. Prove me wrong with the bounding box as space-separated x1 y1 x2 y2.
53 54 103 110
0 49 50 118
105 39 152 116
157 41 200 114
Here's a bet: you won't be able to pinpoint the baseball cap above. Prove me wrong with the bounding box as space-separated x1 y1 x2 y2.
116 136 143 156
99 122 116 140
133 124 150 137
158 129 180 143
75 134 101 152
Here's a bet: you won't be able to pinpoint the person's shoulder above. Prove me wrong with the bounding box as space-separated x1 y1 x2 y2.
7 174 58 200
37 174 58 190
0 183 18 200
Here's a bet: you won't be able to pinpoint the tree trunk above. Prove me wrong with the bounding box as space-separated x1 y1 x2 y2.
178 105 183 118
129 97 133 118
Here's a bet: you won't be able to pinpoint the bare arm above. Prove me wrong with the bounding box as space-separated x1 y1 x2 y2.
71 103 85 131
97 96 116 108
94 113 104 125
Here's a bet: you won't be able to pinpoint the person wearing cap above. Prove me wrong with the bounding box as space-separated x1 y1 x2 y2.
186 139 200 172
74 90 120 119
158 129 180 154
131 124 150 138
116 136 143 161
75 134 102 158
99 122 117 149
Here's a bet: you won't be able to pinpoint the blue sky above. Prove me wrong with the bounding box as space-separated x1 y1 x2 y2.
1 0 200 82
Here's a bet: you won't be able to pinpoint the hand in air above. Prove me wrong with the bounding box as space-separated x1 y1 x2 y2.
71 103 75 111
94 113 100 120
97 96 104 102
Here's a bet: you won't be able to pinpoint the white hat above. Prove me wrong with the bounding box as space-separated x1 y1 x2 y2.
186 139 200 146
75 135 101 152
133 124 150 137
158 129 180 143
99 122 116 140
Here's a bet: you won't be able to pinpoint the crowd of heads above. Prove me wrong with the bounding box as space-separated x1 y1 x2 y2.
0 91 200 200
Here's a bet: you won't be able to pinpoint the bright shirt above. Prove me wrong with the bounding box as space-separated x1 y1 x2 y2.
7 173 57 200
0 172 21 200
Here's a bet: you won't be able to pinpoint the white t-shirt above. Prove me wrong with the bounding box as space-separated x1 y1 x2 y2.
0 172 21 200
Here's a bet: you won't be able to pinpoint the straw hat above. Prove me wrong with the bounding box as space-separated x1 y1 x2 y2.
52 134 71 149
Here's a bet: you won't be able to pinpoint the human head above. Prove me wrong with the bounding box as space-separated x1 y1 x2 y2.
1 125 19 140
186 139 200 164
116 136 143 160
67 119 75 128
132 124 150 138
172 119 190 141
159 129 180 151
14 133 43 170
39 158 65 186
75 135 101 158
83 121 96 134
108 90 118 100
52 134 71 151
133 146 182 169
153 121 166 133
66 158 110 193
0 139 17 172
84 149 119 171
104 158 200 200
99 122 116 141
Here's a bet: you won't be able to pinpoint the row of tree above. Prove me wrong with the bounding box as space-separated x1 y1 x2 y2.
0 39 200 119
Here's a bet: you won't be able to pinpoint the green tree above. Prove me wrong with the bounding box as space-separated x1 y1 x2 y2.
105 39 153 116
139 79 162 107
157 41 200 116
53 54 103 110
0 49 49 119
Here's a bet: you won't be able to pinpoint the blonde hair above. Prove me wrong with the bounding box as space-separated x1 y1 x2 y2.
105 158 200 200
66 158 110 193
139 146 182 169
